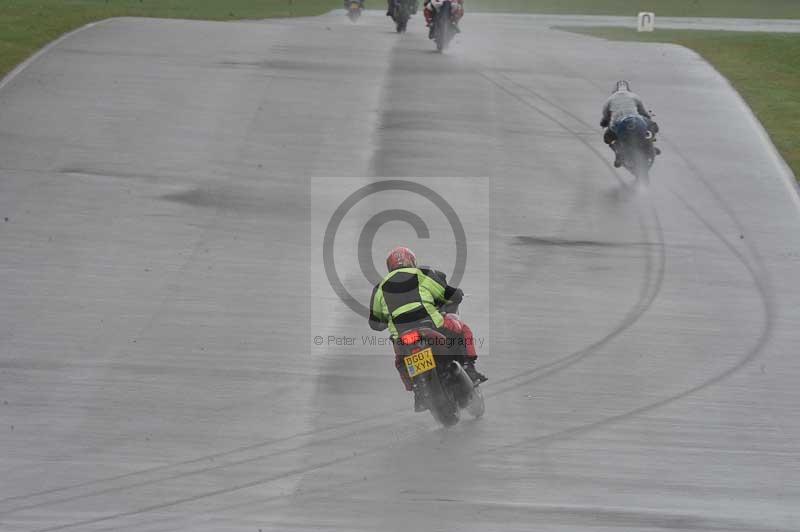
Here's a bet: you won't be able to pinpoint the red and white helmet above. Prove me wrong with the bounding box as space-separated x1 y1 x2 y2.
386 246 417 272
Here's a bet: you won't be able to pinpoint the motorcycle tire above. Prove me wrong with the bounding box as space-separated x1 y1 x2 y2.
422 370 459 427
435 3 451 52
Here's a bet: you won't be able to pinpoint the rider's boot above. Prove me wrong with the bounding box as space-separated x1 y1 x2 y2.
654 147 662 156
413 387 427 412
611 142 622 168
463 362 487 384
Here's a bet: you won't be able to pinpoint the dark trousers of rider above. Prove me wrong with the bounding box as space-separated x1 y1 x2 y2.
604 119 659 145
393 314 477 391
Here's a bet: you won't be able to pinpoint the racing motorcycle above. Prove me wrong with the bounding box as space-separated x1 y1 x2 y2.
429 0 459 52
612 115 658 180
390 0 417 33
394 303 485 426
346 0 363 22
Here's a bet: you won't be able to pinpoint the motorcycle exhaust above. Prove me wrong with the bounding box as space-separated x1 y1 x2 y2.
447 361 475 408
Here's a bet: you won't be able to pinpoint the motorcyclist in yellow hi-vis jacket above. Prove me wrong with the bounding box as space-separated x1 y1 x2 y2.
369 246 486 411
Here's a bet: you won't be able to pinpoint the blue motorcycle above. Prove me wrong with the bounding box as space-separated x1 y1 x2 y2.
612 115 657 180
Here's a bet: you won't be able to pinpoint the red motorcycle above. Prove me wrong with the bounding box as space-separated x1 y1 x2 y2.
394 303 484 426
428 0 462 51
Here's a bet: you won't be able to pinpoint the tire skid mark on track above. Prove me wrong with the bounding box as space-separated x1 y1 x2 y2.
3 46 670 532
229 83 774 513
0 33 414 516
138 473 796 532
0 411 416 518
0 398 388 506
486 187 773 455
471 68 667 397
470 69 774 455
92 468 393 532
1 37 666 528
5 28 774 532
108 43 777 532
28 424 464 532
36 64 674 532
28 437 407 532
132 468 796 532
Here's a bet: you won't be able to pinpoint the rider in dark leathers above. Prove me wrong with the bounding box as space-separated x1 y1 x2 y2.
601 80 661 168
386 0 418 17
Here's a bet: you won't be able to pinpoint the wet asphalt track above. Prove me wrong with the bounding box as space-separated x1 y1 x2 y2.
1 11 800 532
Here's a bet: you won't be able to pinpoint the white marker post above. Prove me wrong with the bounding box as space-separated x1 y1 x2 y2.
638 12 655 32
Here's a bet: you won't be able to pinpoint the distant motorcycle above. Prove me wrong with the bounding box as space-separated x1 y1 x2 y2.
390 0 417 33
346 0 363 22
393 302 485 426
429 0 459 51
612 115 658 180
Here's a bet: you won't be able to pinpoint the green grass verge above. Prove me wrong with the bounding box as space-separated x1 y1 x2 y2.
0 0 340 79
563 27 800 179
3 1 800 82
468 0 800 18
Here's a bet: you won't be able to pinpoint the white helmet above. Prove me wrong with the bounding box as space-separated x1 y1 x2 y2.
614 80 631 93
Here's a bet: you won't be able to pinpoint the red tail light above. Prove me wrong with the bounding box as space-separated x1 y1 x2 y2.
400 330 421 345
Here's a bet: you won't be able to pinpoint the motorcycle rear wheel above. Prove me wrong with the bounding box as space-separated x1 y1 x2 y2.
435 4 451 51
424 371 459 427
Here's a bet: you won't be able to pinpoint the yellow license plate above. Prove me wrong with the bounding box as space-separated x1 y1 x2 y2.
404 347 436 377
